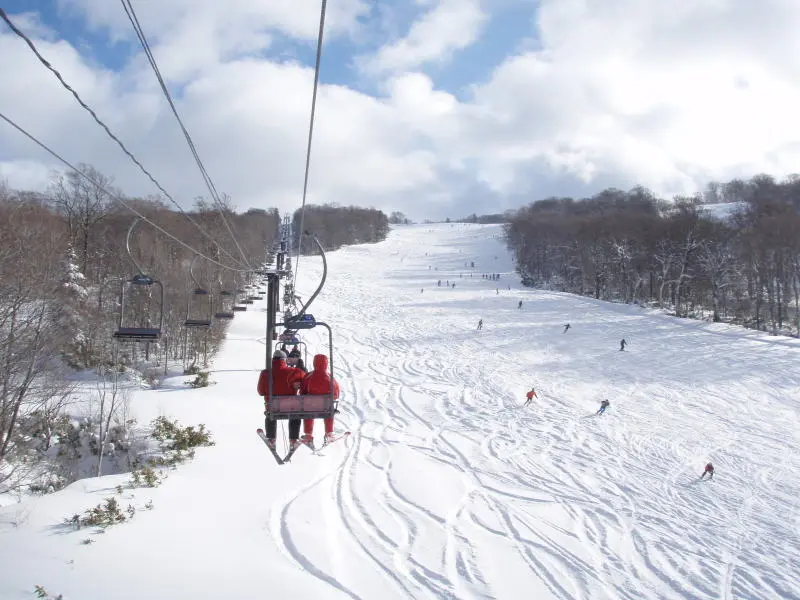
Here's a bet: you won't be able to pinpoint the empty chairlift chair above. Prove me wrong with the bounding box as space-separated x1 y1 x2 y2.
113 218 165 341
214 289 236 320
231 278 249 311
185 287 213 327
113 274 165 341
184 255 213 327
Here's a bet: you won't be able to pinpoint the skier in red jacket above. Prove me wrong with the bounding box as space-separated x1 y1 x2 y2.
300 354 340 447
523 387 537 406
257 350 305 449
700 462 714 480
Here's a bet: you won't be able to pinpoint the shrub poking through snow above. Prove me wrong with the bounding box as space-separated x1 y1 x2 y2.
33 585 62 599
185 370 211 388
66 496 131 529
127 417 214 483
130 465 161 488
151 416 214 452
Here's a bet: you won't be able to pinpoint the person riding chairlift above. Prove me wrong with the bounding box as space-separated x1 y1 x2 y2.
257 350 305 450
287 346 306 372
300 354 340 447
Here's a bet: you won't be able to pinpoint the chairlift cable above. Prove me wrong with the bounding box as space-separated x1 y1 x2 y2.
0 7 248 270
119 0 253 270
0 111 254 273
292 0 328 291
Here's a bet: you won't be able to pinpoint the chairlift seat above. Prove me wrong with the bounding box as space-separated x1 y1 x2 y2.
184 319 212 327
130 274 155 285
232 306 247 312
242 299 254 304
214 311 234 319
266 394 335 420
114 327 161 340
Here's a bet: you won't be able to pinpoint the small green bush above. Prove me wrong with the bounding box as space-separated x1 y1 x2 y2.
151 417 214 451
130 466 160 488
66 497 130 529
185 371 210 388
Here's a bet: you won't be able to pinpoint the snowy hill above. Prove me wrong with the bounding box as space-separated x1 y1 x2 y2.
2 223 799 600
698 202 747 221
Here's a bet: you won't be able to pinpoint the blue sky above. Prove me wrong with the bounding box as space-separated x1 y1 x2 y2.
6 0 132 70
9 0 540 98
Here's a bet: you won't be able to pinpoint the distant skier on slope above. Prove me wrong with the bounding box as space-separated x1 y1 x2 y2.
620 338 626 351
700 463 714 480
524 387 537 406
563 323 571 333
477 319 483 330
518 300 523 309
596 399 610 415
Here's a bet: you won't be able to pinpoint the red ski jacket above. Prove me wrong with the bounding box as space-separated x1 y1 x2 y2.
257 358 305 398
300 354 340 398
526 390 537 400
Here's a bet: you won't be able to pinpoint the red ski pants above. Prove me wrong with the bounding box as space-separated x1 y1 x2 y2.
304 417 334 436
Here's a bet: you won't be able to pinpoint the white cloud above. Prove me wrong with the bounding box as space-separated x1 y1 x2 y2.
57 0 371 82
455 0 800 196
3 0 800 222
359 0 488 74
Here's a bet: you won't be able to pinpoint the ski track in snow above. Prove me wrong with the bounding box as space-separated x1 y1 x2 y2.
2 223 800 600
282 225 800 600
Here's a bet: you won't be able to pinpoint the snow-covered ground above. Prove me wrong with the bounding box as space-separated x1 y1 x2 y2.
2 223 799 600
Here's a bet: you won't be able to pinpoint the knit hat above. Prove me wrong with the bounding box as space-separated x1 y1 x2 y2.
273 349 287 359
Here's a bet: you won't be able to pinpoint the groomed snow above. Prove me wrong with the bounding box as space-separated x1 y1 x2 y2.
2 223 799 600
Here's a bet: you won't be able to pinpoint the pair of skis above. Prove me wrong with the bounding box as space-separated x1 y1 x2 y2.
256 428 351 465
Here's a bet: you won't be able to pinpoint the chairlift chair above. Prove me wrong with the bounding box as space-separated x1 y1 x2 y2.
236 283 254 304
185 288 213 327
246 284 260 302
266 317 336 420
214 290 235 319
112 219 165 341
184 255 213 327
113 274 165 341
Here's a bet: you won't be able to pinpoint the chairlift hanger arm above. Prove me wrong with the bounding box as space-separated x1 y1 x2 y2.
292 234 326 321
126 217 147 276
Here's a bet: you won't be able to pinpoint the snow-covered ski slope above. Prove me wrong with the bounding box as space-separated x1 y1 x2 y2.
2 223 800 600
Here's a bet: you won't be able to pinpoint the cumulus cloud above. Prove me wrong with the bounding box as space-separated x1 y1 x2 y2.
358 0 488 74
57 0 371 82
2 0 800 222
460 0 800 196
